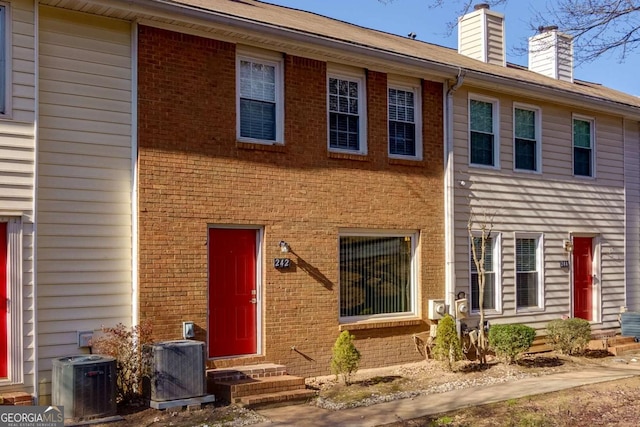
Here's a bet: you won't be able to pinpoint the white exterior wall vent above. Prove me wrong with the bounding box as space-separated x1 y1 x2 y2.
458 4 506 66
528 26 574 82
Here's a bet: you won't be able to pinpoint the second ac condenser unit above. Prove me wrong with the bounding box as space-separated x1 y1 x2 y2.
144 340 206 401
52 355 117 420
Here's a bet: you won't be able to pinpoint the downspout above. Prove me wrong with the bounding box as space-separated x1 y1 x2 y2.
32 0 40 404
131 22 139 329
444 69 465 312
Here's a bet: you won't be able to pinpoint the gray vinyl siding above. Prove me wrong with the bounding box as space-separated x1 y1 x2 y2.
453 88 626 332
0 0 35 398
37 6 132 403
624 120 640 311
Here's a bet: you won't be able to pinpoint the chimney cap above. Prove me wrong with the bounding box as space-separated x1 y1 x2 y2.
538 25 559 33
474 3 490 10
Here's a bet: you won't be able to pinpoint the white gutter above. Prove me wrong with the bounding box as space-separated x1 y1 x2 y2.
32 0 39 404
444 69 465 312
131 22 139 328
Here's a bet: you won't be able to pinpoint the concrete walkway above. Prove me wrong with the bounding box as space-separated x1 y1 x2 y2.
254 364 640 426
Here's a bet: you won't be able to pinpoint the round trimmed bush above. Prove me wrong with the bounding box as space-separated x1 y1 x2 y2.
488 323 536 364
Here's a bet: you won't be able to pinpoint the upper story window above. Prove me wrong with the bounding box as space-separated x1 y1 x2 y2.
388 80 422 159
515 234 544 310
339 232 418 322
328 70 367 154
469 234 502 313
573 116 595 177
469 96 499 167
514 105 541 172
237 51 284 144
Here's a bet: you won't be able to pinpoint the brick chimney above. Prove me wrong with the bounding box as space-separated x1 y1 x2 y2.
528 25 574 82
458 3 506 66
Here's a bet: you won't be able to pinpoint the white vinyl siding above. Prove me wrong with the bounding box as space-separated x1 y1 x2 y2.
0 0 35 398
37 6 132 404
458 7 505 66
452 88 625 332
624 119 640 311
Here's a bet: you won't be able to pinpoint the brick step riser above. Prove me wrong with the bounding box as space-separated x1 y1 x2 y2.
216 382 306 401
229 380 305 397
609 343 640 356
238 389 317 409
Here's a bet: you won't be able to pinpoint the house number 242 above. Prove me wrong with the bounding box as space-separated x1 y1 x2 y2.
274 258 291 268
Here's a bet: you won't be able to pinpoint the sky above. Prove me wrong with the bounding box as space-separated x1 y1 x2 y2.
265 0 639 96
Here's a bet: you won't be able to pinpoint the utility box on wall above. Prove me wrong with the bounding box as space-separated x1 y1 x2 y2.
52 355 117 421
143 340 206 402
428 299 446 320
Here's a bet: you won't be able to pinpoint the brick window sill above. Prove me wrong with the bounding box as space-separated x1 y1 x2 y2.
388 158 427 167
328 151 370 162
339 318 423 331
236 141 286 153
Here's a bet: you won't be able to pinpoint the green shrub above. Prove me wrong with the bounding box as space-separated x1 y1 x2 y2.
331 330 361 385
489 323 536 364
432 314 462 370
545 318 591 355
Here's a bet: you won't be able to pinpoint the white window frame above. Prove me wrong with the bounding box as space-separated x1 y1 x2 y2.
513 103 542 174
387 78 422 160
327 68 367 155
468 94 499 169
514 233 545 312
572 114 596 178
0 3 12 118
236 49 284 145
469 232 502 314
338 230 418 323
0 218 23 385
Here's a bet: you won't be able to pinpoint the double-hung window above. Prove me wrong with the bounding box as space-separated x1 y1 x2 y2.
470 234 501 312
469 96 498 167
328 71 366 154
388 80 422 159
573 116 594 177
237 52 283 144
339 232 417 321
515 235 544 310
514 105 541 172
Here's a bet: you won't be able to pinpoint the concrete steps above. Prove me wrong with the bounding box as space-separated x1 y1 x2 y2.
207 363 316 409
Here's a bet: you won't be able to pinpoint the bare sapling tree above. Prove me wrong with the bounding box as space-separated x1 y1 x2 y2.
467 208 495 365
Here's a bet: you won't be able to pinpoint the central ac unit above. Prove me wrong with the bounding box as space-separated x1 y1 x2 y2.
143 340 206 401
52 355 117 421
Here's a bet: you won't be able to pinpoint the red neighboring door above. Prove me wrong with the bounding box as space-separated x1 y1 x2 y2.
0 223 7 377
573 237 593 321
208 228 257 358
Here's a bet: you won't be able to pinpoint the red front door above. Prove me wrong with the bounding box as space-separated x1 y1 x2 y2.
573 237 593 321
0 223 7 377
208 228 257 358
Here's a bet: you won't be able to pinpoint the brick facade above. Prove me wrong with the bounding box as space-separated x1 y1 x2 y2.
137 25 445 377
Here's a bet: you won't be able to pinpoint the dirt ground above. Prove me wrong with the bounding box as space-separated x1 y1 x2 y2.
89 350 640 427
381 376 640 427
